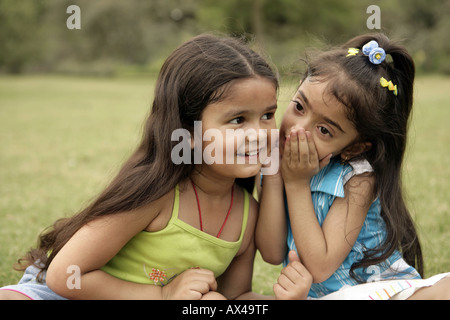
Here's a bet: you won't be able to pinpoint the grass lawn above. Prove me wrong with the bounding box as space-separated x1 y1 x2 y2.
0 74 449 295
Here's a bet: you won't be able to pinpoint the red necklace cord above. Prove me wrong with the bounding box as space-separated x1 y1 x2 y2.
190 180 234 238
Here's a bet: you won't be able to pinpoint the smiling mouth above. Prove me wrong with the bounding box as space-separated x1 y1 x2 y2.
237 150 260 157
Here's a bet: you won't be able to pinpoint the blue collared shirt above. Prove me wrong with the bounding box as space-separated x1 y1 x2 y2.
284 158 420 298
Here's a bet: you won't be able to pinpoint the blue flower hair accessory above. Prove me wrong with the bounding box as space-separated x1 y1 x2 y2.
362 40 386 65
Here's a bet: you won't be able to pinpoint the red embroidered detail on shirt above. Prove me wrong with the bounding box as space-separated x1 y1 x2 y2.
143 265 179 286
149 268 167 284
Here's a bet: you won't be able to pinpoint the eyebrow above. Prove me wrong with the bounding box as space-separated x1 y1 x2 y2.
224 104 278 119
264 104 278 113
298 90 346 133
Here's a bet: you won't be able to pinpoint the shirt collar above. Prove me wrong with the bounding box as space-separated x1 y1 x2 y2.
310 158 354 198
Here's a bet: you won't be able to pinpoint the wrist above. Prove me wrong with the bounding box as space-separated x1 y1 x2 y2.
261 172 283 186
284 179 310 190
160 285 169 300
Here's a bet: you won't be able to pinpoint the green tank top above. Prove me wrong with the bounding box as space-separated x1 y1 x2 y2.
101 184 249 286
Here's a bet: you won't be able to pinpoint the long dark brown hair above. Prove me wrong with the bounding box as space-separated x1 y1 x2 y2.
16 34 278 274
303 33 424 278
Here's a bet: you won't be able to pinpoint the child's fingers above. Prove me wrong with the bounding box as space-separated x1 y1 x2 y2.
283 135 291 164
281 261 306 282
164 268 217 299
289 130 299 164
273 283 288 299
275 260 313 300
196 269 218 292
288 261 312 280
306 131 319 165
278 267 298 290
185 268 218 292
286 250 313 281
288 250 301 262
298 129 309 164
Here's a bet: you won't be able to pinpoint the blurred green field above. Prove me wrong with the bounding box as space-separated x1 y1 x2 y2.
0 75 449 295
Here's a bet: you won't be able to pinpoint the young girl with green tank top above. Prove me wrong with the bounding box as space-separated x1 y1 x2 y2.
0 34 311 300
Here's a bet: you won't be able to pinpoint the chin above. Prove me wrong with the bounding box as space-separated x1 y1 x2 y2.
235 164 261 178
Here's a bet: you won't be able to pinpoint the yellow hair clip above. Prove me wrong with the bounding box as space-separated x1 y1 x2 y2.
347 48 359 57
380 77 398 96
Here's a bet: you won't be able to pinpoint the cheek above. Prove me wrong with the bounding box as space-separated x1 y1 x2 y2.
268 129 280 151
279 118 290 138
316 147 329 161
308 134 330 160
267 118 277 131
280 108 300 136
231 131 246 152
312 136 347 161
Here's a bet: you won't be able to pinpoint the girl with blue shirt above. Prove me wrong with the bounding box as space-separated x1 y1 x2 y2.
257 33 450 300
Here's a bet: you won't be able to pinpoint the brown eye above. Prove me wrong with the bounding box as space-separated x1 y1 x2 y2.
293 101 304 113
230 117 244 124
318 126 332 137
261 112 274 120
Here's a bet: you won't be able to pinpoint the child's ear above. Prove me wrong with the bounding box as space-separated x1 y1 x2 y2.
340 141 372 161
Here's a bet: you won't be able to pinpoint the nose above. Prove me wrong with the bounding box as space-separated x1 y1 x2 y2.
245 128 268 151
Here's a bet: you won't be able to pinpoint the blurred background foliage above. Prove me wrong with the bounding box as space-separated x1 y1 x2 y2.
0 0 449 76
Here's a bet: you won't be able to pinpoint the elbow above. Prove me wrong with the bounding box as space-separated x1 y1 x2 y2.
261 254 284 266
305 263 334 283
310 271 331 284
255 233 287 265
46 263 77 299
257 247 286 266
46 269 63 298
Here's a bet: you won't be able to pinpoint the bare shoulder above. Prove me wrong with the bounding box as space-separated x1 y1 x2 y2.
48 188 176 273
138 187 176 232
95 187 174 231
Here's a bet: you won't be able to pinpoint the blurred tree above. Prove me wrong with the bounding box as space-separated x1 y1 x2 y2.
379 0 450 73
402 0 450 73
195 0 370 71
0 0 448 74
31 0 199 74
0 0 45 73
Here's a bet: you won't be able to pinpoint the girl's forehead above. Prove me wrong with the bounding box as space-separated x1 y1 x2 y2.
298 79 339 106
214 78 277 105
201 78 277 119
295 79 355 131
226 77 277 95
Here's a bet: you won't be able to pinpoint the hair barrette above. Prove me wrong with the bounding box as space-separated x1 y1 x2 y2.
362 40 386 64
346 48 359 57
347 40 386 65
380 77 398 96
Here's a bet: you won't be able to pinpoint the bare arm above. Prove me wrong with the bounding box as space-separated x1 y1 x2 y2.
46 193 217 299
282 129 373 282
46 205 163 299
255 172 287 265
285 176 373 282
